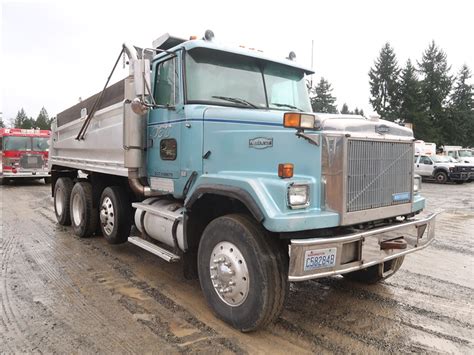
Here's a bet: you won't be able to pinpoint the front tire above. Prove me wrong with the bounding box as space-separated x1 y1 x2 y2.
343 256 405 284
197 214 288 332
99 186 131 244
70 181 98 238
54 177 74 225
435 171 448 184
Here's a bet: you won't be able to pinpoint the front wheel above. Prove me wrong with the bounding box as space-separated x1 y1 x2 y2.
197 214 288 332
342 256 405 284
435 171 448 184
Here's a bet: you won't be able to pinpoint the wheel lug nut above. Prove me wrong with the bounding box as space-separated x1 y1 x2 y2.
224 262 231 267
228 281 235 286
210 266 217 271
210 275 217 279
223 287 232 293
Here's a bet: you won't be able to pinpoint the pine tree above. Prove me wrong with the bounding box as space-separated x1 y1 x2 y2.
13 108 31 128
369 42 401 121
398 59 432 140
35 107 51 130
310 78 338 113
341 103 349 114
447 65 474 146
418 41 452 144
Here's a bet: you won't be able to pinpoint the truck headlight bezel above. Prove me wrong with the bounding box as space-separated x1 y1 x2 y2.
287 183 310 209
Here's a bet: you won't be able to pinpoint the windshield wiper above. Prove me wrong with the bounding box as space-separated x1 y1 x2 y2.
271 102 303 111
212 95 259 109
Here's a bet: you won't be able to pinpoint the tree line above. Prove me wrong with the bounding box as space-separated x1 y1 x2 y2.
0 107 53 130
309 41 473 147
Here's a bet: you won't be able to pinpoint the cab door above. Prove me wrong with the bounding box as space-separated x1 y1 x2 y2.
417 155 434 177
147 54 183 195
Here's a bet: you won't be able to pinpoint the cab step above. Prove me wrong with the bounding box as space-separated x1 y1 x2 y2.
128 236 180 262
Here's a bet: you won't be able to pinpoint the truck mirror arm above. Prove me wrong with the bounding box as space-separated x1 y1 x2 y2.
295 130 320 146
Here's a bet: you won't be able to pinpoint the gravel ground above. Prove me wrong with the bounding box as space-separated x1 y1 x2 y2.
0 180 473 354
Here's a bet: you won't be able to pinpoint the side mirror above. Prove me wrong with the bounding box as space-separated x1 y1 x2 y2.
133 59 151 97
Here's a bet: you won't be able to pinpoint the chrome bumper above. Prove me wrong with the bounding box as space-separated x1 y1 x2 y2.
1 171 50 178
288 213 437 281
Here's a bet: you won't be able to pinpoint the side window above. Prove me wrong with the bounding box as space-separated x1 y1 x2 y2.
448 151 455 157
154 57 179 106
420 156 431 164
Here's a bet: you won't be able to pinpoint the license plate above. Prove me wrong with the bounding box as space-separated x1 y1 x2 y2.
28 157 37 164
304 248 337 271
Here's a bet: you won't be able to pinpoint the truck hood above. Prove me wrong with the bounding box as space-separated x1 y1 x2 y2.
317 114 414 140
201 108 414 141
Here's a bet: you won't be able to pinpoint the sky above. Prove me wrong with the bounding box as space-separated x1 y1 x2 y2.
1 0 473 123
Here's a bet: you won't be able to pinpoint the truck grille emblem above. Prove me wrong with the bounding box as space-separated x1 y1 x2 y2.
375 124 390 135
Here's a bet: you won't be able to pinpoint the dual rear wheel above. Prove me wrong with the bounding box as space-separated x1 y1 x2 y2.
54 177 131 242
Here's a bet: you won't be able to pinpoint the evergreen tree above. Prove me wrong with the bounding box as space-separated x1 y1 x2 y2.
309 78 338 113
341 103 349 114
35 107 51 130
13 108 32 128
418 41 452 144
398 59 432 140
0 114 4 128
369 42 401 121
447 65 474 146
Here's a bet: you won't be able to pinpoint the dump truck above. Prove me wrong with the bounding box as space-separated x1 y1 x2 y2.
49 31 437 332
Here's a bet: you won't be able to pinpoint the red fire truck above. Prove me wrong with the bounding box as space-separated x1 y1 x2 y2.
0 128 51 184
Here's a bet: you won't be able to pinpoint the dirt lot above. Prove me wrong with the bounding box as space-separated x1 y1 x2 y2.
1 180 473 354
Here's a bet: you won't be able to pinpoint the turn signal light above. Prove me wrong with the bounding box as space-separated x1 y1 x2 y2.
278 163 294 178
283 113 316 130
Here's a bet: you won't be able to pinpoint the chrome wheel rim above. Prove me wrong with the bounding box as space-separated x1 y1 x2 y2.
55 187 64 215
209 241 249 307
100 196 114 236
72 193 83 226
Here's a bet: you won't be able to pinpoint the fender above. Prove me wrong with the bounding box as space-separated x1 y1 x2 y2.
183 173 340 233
185 183 265 222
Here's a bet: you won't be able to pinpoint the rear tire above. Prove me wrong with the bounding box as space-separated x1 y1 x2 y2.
99 186 132 244
70 181 98 238
435 171 448 184
54 177 74 226
342 256 405 284
197 214 288 332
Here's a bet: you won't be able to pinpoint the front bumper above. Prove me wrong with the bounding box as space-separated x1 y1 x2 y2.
288 213 437 281
1 170 50 179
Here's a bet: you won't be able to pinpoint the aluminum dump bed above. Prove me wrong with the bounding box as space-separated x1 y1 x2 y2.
49 78 143 176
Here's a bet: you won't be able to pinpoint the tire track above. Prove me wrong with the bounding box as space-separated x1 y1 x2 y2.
0 224 29 350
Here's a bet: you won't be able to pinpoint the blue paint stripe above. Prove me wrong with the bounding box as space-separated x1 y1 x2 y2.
148 118 282 127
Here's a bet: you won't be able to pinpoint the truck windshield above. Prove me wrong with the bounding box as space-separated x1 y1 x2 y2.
185 48 312 112
32 137 50 151
459 150 473 157
3 136 31 151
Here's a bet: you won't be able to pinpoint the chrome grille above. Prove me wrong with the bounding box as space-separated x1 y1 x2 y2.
20 154 44 169
347 140 413 212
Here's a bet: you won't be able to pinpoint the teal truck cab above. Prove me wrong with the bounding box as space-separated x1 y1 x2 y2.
49 31 436 331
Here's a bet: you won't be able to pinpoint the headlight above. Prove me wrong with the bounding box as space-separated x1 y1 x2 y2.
288 183 310 208
413 175 422 193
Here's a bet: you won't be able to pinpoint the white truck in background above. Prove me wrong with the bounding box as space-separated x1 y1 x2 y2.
441 146 474 164
414 140 436 156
